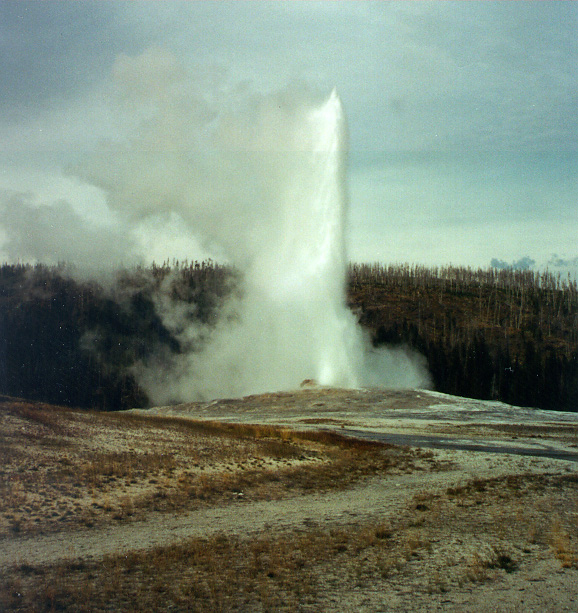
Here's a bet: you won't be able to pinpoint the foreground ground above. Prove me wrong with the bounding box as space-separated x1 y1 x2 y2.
1 388 578 611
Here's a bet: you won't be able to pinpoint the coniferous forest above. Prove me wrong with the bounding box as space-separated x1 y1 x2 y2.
349 264 578 411
1 261 576 412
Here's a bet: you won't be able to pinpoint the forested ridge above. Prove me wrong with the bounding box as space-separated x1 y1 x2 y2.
0 261 234 410
350 263 578 411
1 261 576 411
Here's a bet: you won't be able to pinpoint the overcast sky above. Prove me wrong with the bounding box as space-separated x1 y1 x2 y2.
1 1 576 275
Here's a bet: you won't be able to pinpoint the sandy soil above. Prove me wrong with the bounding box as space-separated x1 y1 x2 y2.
1 388 578 611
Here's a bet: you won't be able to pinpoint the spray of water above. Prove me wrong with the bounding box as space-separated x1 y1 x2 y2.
201 89 364 395
134 87 430 402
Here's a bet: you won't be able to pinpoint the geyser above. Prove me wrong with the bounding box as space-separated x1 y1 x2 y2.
234 89 363 390
161 89 367 400
69 54 431 403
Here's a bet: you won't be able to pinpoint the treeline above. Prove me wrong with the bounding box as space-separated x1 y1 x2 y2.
348 263 578 411
0 261 576 411
0 261 234 410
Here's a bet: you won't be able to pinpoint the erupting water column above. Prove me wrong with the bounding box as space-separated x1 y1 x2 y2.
73 77 430 403
241 89 365 392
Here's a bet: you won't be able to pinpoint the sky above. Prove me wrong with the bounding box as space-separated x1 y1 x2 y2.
1 0 577 276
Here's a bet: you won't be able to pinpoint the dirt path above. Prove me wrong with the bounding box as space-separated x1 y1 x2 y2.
0 450 567 571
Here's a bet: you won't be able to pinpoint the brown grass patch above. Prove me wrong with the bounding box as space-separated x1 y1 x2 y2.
0 518 414 612
0 399 437 536
1 468 577 611
4 472 576 612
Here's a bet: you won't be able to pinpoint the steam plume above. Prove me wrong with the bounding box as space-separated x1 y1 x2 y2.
141 88 369 400
128 83 428 401
2 49 432 401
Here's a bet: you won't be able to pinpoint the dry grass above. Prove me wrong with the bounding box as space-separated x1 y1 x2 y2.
0 518 434 612
3 397 577 611
550 515 578 569
0 398 438 536
2 472 577 612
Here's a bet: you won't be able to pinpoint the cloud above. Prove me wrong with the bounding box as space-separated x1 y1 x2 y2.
546 254 578 279
2 2 577 155
548 254 578 269
490 255 578 279
490 256 536 271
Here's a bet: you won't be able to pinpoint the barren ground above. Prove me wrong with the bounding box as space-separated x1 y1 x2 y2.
1 387 578 611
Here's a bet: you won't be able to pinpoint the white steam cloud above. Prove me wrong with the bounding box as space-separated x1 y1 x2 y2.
1 48 432 402
0 191 140 271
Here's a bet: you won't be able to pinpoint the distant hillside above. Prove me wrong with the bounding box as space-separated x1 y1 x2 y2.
0 261 576 411
348 263 578 411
